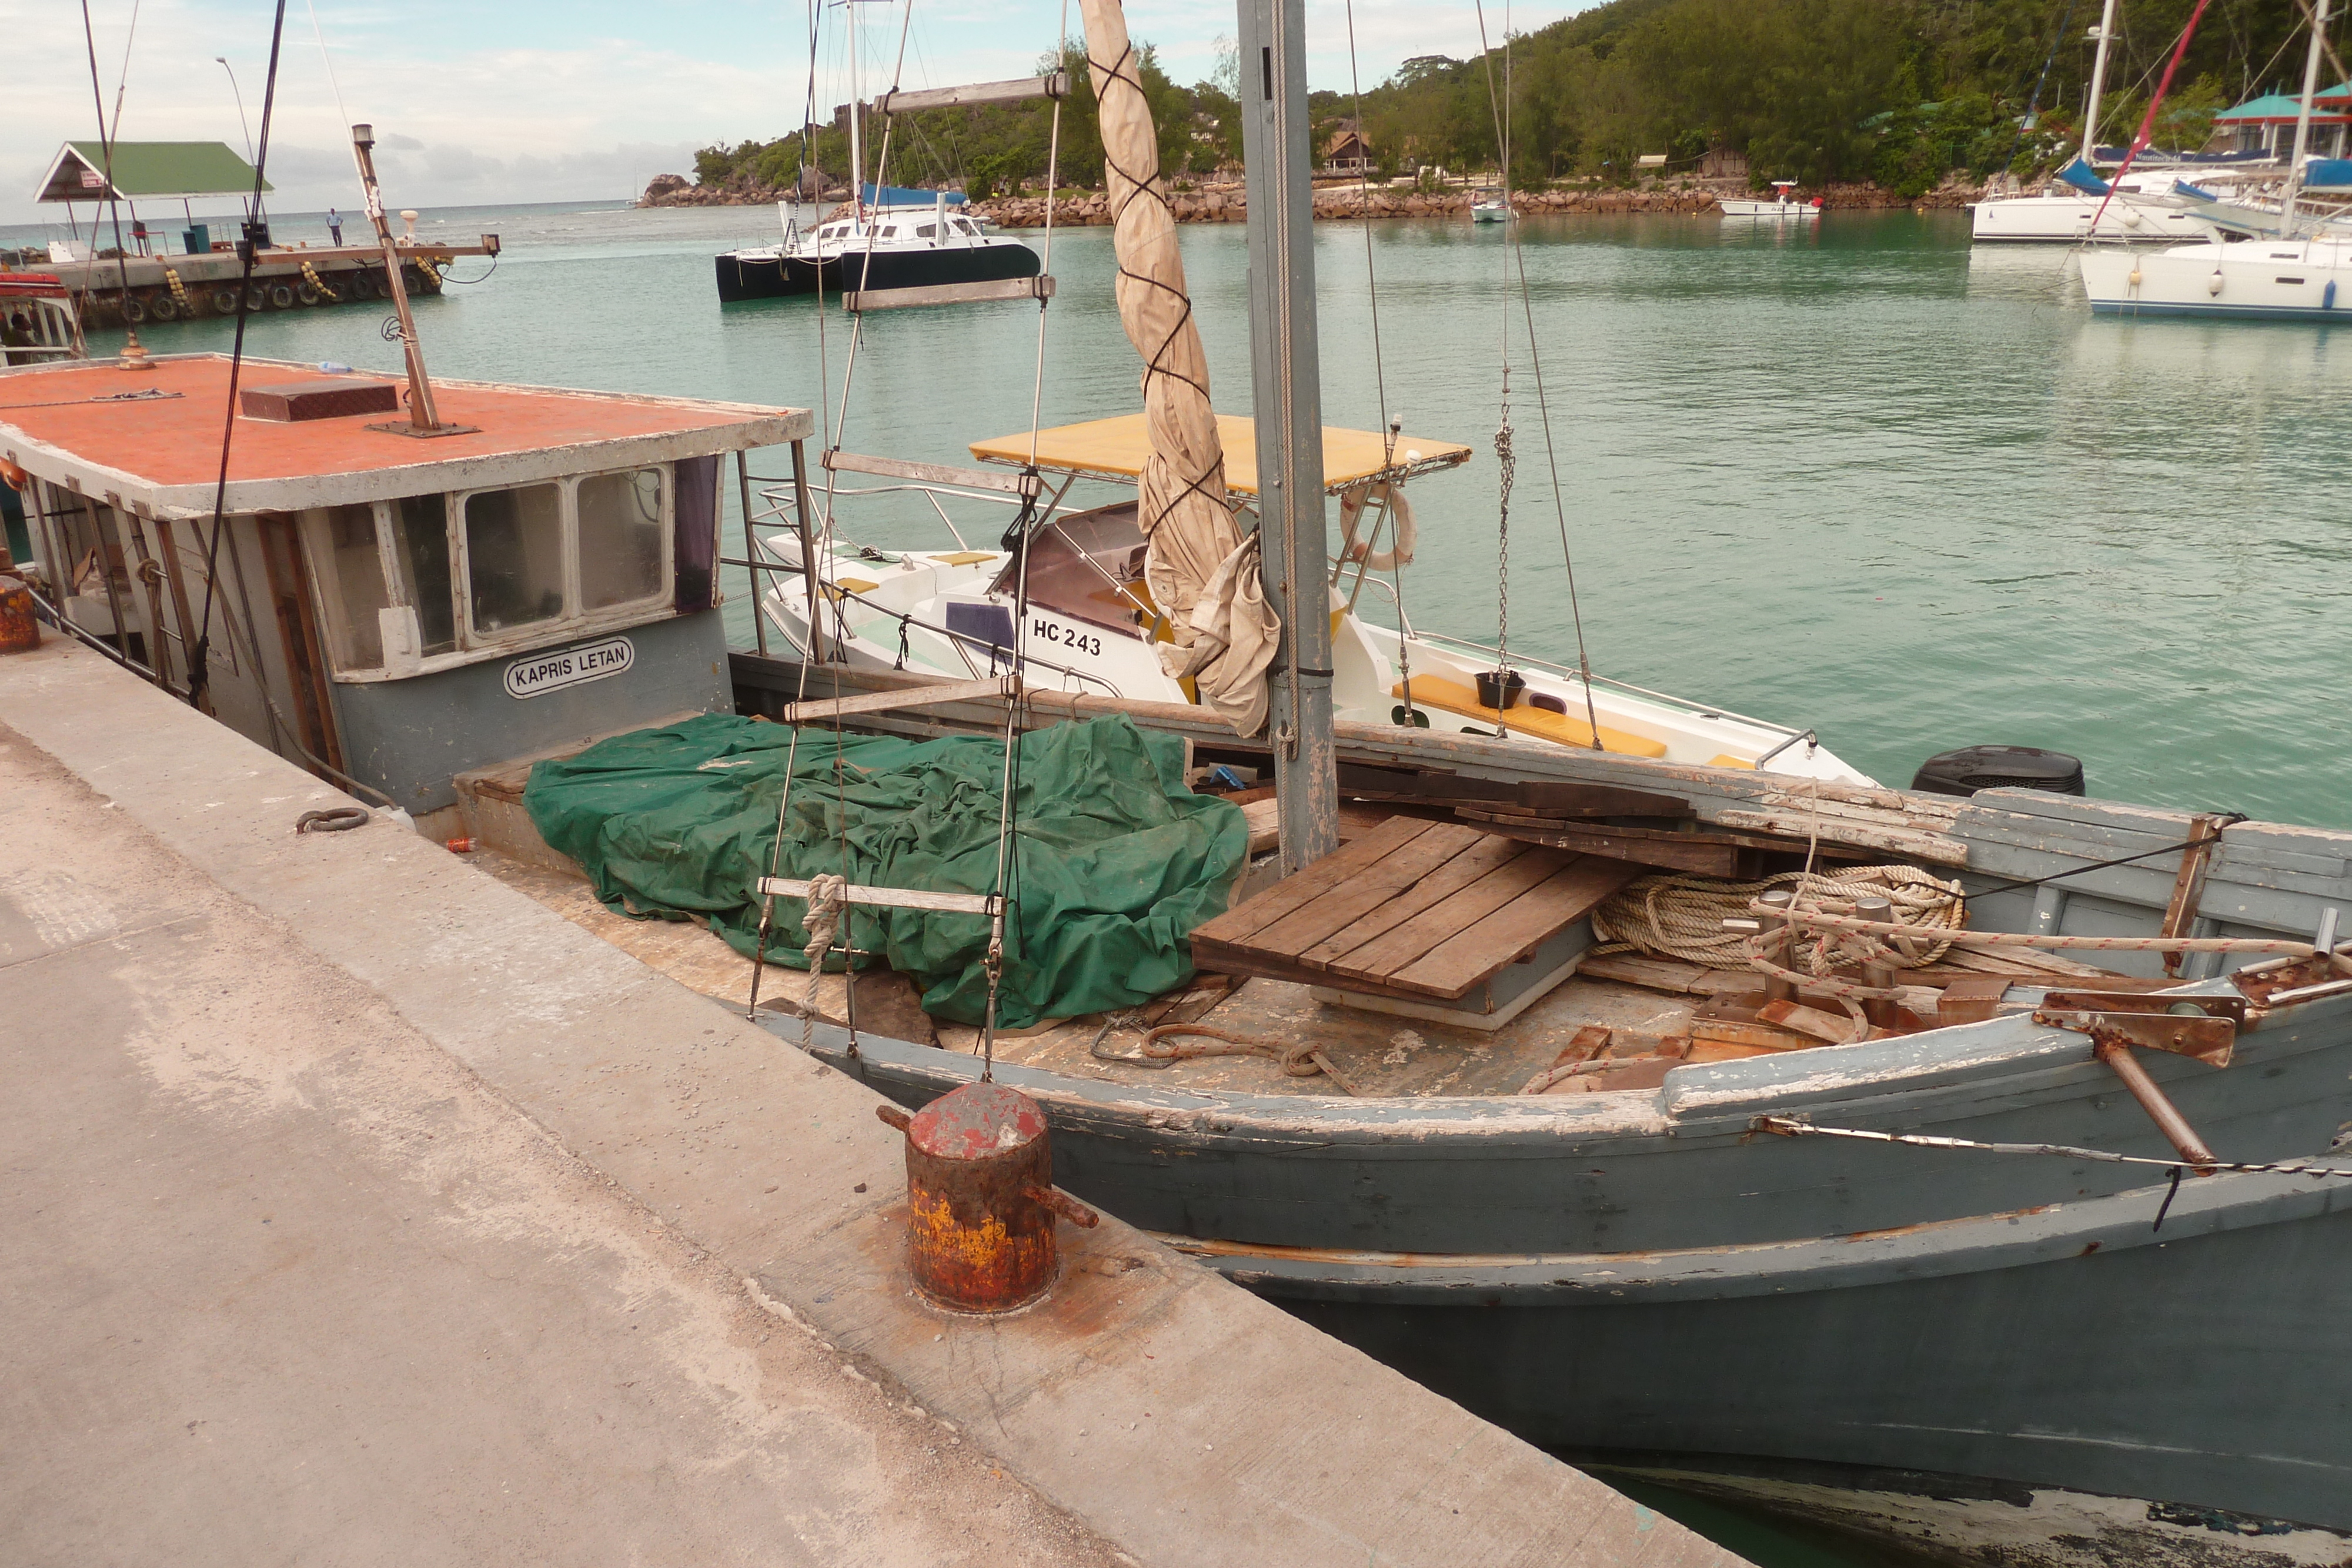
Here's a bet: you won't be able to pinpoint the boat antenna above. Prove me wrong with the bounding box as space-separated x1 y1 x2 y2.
79 0 149 370
1475 0 1606 750
183 0 289 718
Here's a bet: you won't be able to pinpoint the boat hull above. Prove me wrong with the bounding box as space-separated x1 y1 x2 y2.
714 240 1041 303
787 978 2352 1553
2080 240 2352 322
1280 1172 2352 1554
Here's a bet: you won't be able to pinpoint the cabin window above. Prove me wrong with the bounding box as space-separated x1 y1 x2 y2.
312 503 389 670
390 494 457 656
916 223 937 239
465 483 566 634
577 468 667 610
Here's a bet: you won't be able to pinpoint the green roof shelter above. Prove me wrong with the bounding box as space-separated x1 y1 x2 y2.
34 141 269 204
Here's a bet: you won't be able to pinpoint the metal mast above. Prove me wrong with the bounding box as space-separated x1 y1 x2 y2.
1238 0 1338 871
2079 0 2122 165
2280 0 2335 235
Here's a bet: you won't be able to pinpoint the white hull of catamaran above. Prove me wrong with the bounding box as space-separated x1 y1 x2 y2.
2079 236 2352 319
759 540 1872 784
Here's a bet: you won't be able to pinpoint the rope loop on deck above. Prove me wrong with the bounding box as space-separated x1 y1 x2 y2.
1593 865 1965 973
1128 1022 1364 1096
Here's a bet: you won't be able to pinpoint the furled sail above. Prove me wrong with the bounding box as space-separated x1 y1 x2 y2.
1076 0 1279 735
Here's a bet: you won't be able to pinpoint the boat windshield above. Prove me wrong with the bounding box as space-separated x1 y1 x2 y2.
988 501 1157 638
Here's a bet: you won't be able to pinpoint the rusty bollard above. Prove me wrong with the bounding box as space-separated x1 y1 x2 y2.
0 576 38 655
874 1082 1098 1313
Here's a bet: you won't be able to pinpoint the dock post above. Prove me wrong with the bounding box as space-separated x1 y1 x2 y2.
875 1082 1096 1313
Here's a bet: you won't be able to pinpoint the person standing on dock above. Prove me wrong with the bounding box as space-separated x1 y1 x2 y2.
328 208 343 245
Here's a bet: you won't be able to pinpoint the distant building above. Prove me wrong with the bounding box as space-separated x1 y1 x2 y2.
2207 85 2351 158
1322 119 1374 176
1698 146 1748 180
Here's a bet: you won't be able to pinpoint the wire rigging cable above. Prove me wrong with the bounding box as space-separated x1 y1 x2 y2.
1475 0 1606 751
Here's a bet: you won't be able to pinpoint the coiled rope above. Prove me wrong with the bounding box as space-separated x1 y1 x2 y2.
1593 865 1966 972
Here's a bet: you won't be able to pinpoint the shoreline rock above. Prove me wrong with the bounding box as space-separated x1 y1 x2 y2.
637 173 1985 220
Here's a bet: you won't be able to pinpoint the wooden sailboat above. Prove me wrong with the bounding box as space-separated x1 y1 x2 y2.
719 1 2352 1560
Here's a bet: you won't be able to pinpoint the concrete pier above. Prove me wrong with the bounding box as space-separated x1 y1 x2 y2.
0 638 1744 1568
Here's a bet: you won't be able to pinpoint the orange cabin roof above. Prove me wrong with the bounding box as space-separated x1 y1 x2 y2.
0 353 810 517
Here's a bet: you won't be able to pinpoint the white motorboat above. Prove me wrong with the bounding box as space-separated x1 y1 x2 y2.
1471 188 1509 223
1719 181 1818 219
757 413 1869 784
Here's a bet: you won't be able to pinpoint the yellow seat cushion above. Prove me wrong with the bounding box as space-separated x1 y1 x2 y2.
821 576 880 602
1392 675 1669 758
928 551 996 566
1708 753 1757 770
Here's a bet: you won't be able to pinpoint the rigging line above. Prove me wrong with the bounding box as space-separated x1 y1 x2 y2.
300 0 354 138
1994 0 2082 179
2092 0 2219 232
1027 0 1070 470
1476 0 1603 751
1756 1117 2352 1182
183 0 290 716
79 0 139 333
1341 0 1391 445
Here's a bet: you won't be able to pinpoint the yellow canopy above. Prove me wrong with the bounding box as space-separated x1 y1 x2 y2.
969 413 1473 495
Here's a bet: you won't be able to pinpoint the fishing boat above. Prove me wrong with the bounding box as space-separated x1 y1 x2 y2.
0 126 808 832
1718 181 1819 219
699 1 2352 1560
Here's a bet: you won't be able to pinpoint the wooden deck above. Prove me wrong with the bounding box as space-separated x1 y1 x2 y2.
1190 816 1641 1001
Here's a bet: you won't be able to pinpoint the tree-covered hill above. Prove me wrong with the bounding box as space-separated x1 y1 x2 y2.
676 1 2326 203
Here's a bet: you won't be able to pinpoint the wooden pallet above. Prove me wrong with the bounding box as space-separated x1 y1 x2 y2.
1191 816 1641 1009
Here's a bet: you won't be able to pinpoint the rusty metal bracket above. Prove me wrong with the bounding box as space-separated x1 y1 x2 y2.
2035 1005 2235 1172
2158 814 2233 975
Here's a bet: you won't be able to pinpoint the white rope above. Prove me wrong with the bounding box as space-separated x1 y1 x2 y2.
798 871 848 1049
1592 865 1966 971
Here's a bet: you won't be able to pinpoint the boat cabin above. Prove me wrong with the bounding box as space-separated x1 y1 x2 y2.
0 352 808 833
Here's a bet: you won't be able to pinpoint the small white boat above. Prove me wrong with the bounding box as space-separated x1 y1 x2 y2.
1470 188 1509 223
1719 181 1819 219
759 412 1868 784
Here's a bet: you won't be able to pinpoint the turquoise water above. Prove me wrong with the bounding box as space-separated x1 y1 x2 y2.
23 199 2348 827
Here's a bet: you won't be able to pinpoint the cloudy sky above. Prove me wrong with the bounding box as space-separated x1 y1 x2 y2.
3 0 1563 226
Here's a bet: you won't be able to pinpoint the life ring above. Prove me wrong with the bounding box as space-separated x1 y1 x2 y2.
120 295 147 325
268 283 296 309
211 287 240 316
1337 481 1416 572
148 293 179 322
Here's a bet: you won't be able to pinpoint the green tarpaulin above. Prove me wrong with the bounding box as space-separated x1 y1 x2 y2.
523 713 1247 1029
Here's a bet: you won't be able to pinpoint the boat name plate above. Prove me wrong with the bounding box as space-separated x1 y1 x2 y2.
503 636 635 700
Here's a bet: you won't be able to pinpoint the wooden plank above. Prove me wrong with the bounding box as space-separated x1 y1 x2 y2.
821 449 1036 495
1390 856 1641 997
844 275 1055 313
1458 815 1756 875
759 877 994 914
1187 938 1444 1002
1250 821 1501 961
1190 815 1438 946
1515 780 1695 819
780 675 1018 725
1240 796 1282 855
1322 850 1572 994
1295 832 1532 969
